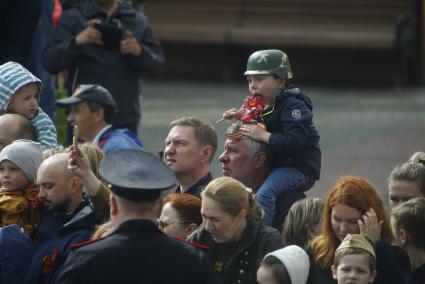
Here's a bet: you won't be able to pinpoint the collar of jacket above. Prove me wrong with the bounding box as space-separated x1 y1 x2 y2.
114 219 162 235
57 199 99 234
81 0 134 20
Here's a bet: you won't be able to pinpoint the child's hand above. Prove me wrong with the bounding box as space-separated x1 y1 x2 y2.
239 124 270 144
358 208 383 241
221 108 239 124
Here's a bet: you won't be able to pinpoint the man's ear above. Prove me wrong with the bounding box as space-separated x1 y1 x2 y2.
331 265 337 280
200 145 213 164
93 107 105 123
69 176 82 194
253 151 266 169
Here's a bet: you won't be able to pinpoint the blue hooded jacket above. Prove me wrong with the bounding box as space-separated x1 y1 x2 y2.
263 84 321 180
0 62 57 150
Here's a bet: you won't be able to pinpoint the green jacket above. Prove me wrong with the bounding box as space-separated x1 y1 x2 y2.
189 219 283 284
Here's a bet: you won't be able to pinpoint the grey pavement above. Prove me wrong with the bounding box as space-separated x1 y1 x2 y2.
139 80 425 205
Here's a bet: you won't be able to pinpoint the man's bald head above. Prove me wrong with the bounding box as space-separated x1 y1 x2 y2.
37 153 81 214
39 153 72 180
0 114 35 151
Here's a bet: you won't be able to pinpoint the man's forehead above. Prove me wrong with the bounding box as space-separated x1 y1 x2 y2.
168 125 195 139
224 138 244 148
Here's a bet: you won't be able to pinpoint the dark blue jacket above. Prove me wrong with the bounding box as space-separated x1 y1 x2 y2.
263 84 321 180
42 0 165 124
24 203 100 284
0 225 33 284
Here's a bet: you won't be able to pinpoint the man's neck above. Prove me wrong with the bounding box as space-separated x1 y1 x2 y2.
177 168 209 193
93 0 118 15
247 167 269 193
111 213 157 230
86 123 108 143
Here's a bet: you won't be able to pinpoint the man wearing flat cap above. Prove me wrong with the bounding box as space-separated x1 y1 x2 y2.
56 84 143 154
55 149 216 283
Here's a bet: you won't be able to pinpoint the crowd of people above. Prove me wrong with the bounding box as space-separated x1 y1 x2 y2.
1 0 425 284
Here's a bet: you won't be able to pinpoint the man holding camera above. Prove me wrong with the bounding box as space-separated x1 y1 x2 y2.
42 0 165 134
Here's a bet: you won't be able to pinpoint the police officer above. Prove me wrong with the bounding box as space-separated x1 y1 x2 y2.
54 149 215 283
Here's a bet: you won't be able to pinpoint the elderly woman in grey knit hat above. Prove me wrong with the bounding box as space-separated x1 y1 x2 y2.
0 139 42 238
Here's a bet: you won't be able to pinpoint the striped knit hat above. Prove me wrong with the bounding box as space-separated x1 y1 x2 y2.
0 62 42 113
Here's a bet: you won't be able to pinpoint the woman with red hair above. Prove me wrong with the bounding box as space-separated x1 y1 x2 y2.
158 193 203 239
308 175 409 284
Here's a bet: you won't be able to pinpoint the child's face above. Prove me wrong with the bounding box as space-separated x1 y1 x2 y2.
8 84 39 119
331 254 377 284
0 160 30 191
257 265 279 284
246 74 285 105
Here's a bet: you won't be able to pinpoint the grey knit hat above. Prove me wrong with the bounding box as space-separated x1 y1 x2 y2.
0 139 43 182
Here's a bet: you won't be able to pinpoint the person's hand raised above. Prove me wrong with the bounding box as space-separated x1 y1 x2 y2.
358 207 383 241
75 19 103 46
68 145 91 179
120 31 142 56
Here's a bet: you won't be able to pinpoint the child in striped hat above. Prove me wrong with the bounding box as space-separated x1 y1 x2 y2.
0 61 57 150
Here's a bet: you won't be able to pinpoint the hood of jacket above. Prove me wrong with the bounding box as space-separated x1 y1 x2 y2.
80 0 135 23
265 245 310 284
275 84 313 110
0 62 42 112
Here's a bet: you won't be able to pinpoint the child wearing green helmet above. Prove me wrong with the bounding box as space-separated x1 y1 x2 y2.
221 49 321 227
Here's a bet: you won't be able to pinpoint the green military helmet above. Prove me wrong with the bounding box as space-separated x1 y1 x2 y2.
244 49 293 79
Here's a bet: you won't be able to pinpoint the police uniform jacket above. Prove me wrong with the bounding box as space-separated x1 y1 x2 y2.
189 218 283 284
263 84 321 180
54 219 216 284
42 0 165 125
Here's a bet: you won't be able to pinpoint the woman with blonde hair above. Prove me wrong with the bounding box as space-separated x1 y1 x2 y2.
308 175 409 284
389 152 425 208
282 197 324 248
189 176 283 284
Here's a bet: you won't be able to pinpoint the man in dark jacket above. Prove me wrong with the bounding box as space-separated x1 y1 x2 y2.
42 0 165 133
164 117 217 198
54 149 216 283
24 153 101 284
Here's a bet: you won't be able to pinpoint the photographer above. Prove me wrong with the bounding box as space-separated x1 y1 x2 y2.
42 0 165 134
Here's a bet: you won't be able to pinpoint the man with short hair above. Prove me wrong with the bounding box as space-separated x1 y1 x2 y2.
54 149 215 283
164 117 217 197
0 113 34 151
56 84 143 154
24 153 100 284
219 130 305 231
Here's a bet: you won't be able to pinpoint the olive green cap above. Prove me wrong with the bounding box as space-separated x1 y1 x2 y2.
336 234 376 262
244 49 293 79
